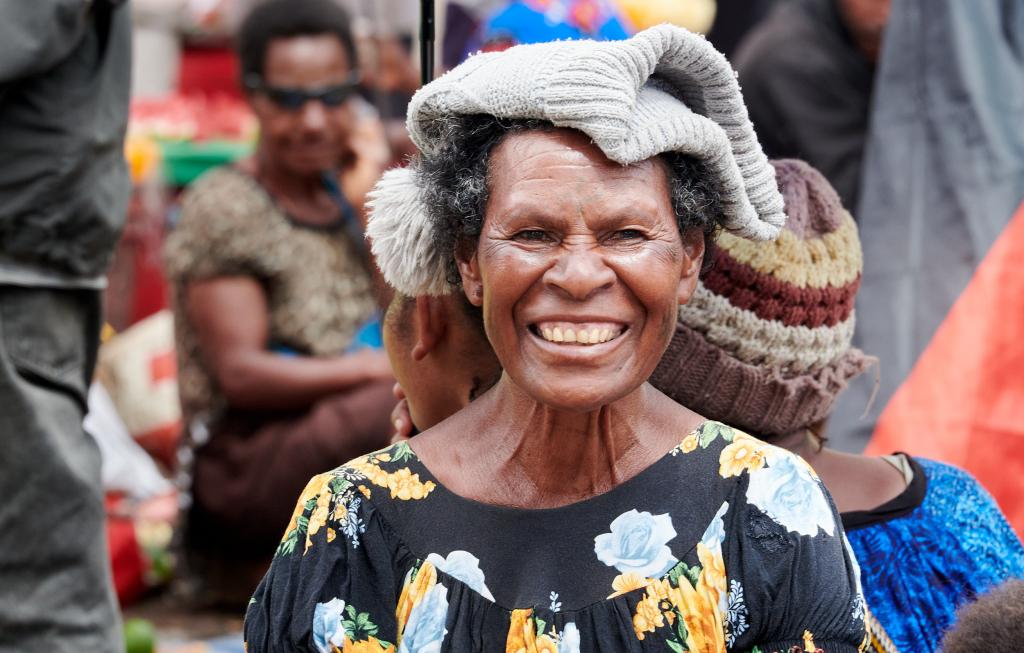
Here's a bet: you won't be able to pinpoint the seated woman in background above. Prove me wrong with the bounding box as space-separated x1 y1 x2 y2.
164 0 396 606
245 26 867 652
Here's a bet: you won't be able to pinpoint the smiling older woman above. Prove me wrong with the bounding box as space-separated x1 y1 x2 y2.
244 26 868 653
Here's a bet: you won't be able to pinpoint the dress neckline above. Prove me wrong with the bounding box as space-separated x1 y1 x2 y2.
404 420 711 517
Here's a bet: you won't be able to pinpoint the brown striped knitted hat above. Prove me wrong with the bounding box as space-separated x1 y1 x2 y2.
650 159 872 437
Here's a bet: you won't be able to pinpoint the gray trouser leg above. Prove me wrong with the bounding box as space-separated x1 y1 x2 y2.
0 286 123 653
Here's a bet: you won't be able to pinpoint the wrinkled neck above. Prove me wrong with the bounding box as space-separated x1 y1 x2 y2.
480 375 654 499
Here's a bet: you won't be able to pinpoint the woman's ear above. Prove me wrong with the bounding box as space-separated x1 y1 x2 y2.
457 250 485 307
411 296 447 361
677 230 706 305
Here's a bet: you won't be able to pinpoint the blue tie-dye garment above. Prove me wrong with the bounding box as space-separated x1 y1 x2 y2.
845 458 1024 653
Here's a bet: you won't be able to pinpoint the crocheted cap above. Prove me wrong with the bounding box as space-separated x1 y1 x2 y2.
650 159 872 436
367 24 786 297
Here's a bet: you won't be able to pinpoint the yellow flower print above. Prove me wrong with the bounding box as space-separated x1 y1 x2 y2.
533 634 559 653
607 573 649 599
341 637 396 653
680 433 699 454
387 468 437 501
396 562 439 635
358 485 372 499
629 555 728 650
281 473 332 542
696 543 727 610
632 579 673 640
326 528 337 543
803 630 819 652
333 499 349 523
718 436 767 478
674 575 726 653
505 608 536 653
306 490 333 552
349 458 391 488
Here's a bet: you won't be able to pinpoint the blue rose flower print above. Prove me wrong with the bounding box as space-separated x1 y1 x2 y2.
746 453 835 537
594 509 679 578
425 550 495 600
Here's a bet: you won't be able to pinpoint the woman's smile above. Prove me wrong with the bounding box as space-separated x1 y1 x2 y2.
530 321 627 345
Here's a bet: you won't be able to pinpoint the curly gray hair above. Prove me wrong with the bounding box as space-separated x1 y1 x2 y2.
413 115 723 286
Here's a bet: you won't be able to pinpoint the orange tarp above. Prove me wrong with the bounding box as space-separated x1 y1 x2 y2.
867 202 1024 538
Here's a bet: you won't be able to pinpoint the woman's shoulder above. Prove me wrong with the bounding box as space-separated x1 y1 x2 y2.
916 457 1008 520
176 165 274 230
338 442 439 504
674 422 841 538
182 164 257 199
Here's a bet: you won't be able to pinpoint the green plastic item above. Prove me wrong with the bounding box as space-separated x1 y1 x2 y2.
160 139 253 187
123 617 156 653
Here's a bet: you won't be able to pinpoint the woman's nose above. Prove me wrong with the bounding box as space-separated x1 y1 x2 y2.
543 244 616 301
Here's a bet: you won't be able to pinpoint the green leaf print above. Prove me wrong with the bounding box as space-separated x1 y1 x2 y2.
699 422 733 449
674 612 692 647
667 561 686 585
391 440 415 463
667 639 686 653
343 606 381 640
276 529 299 557
534 617 547 637
329 475 353 496
668 560 701 589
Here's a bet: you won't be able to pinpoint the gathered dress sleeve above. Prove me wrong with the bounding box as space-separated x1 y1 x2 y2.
163 168 277 285
727 446 867 653
244 469 404 653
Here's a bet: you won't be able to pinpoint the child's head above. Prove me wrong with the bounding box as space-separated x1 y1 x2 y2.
940 579 1024 652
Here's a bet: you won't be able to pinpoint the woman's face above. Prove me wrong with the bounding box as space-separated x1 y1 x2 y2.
250 34 356 177
458 129 704 412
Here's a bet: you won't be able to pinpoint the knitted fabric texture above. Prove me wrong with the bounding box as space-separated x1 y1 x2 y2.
367 24 786 296
650 159 871 436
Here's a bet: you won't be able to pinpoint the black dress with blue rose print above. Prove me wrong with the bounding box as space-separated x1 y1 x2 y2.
244 422 868 653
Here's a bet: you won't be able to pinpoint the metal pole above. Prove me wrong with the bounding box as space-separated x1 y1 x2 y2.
420 0 435 85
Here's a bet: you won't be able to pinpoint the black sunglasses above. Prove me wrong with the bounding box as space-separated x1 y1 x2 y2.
245 74 360 110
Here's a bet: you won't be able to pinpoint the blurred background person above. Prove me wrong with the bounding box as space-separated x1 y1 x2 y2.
163 0 396 608
382 294 501 437
830 0 1024 539
938 580 1024 653
733 0 890 212
0 1 131 652
650 159 1024 653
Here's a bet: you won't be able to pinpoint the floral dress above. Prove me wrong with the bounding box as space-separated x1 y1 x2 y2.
244 422 868 652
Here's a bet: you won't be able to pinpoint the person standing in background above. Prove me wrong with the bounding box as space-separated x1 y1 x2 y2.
0 1 132 652
732 0 890 213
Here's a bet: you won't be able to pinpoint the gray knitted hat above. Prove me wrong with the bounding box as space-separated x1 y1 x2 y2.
367 24 786 296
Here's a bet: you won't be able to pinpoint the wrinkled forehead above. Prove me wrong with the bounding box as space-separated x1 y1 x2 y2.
486 128 669 199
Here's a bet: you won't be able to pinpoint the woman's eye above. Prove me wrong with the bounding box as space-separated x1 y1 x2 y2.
513 229 551 242
609 229 645 241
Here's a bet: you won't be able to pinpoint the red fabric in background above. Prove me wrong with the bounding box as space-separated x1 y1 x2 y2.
105 496 146 606
867 202 1024 538
178 46 241 100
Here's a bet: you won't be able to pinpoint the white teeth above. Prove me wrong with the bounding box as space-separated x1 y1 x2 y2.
537 324 622 345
